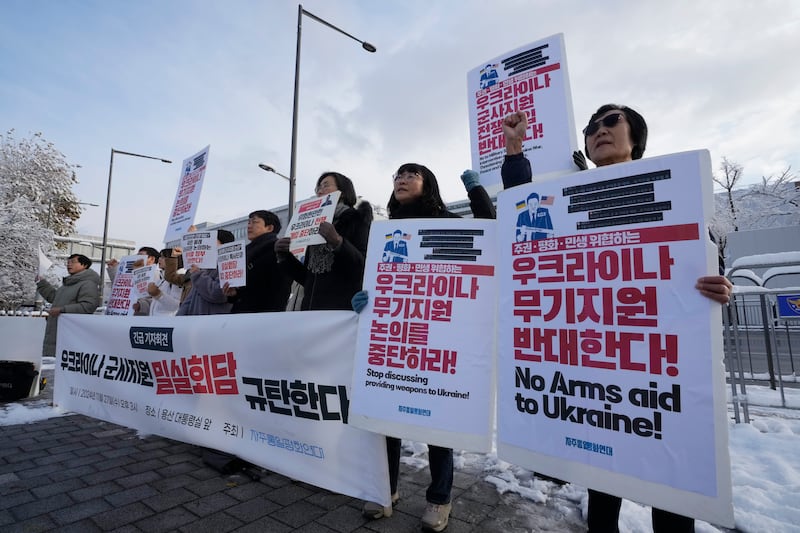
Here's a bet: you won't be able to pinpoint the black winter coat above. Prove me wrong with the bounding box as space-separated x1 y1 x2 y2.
230 232 291 313
280 202 373 310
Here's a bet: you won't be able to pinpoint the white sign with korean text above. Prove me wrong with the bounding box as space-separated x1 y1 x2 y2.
350 219 497 452
181 231 217 270
287 191 340 255
131 264 159 301
217 240 246 288
496 150 733 526
54 311 392 507
164 145 210 243
467 33 578 192
105 255 146 316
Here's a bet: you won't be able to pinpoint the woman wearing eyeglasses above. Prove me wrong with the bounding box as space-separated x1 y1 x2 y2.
501 106 731 533
356 163 459 532
275 172 373 311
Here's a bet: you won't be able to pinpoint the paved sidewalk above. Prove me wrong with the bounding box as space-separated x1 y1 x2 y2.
1 369 587 533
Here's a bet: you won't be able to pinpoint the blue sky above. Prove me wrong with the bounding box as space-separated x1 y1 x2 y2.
2 0 798 249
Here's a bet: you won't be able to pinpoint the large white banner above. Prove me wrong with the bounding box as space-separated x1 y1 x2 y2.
54 312 391 506
350 219 497 452
467 33 578 192
496 150 733 526
164 145 210 244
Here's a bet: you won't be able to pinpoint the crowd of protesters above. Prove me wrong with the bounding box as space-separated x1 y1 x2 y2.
35 106 733 533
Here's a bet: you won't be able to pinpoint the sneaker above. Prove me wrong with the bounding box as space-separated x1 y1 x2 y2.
421 501 452 532
362 492 399 519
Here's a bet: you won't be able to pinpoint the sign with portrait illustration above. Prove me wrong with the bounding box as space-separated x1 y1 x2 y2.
164 145 210 244
495 150 733 526
350 219 497 452
467 33 579 191
286 191 341 256
105 255 146 316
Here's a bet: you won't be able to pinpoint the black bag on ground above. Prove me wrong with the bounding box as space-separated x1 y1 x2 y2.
0 361 38 402
202 448 261 480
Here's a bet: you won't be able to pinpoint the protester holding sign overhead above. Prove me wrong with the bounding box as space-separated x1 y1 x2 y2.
274 172 372 310
501 107 731 532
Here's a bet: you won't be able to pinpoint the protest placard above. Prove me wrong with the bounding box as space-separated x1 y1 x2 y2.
181 231 217 270
217 240 246 288
495 150 733 525
286 191 340 256
467 33 578 191
105 255 146 316
350 219 497 452
164 146 210 243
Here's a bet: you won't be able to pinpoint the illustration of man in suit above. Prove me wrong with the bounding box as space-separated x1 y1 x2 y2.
382 230 408 263
516 192 553 242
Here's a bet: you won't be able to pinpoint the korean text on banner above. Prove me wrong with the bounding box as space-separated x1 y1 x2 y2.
54 311 392 507
287 191 341 256
218 240 247 288
495 150 733 526
105 255 146 316
350 219 497 452
164 145 210 243
181 231 218 270
467 33 578 191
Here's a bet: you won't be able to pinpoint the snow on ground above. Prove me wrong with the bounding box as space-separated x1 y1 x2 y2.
2 358 798 532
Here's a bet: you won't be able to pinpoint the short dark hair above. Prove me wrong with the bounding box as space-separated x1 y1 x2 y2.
526 192 540 203
387 163 447 217
68 254 92 268
248 210 281 234
138 247 160 261
217 229 235 244
317 172 357 207
583 104 648 162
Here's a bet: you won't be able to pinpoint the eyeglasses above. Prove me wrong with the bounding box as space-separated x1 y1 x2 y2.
582 112 623 136
393 172 422 183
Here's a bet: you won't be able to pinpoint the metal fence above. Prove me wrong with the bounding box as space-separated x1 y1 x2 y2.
723 292 799 422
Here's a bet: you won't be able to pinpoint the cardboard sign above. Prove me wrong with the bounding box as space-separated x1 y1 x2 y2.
286 191 341 254
164 146 210 243
181 231 217 270
467 34 578 192
495 150 733 526
217 240 247 288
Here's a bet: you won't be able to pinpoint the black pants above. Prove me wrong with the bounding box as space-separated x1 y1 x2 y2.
587 489 694 533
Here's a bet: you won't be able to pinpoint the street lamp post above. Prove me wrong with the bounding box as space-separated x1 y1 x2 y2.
287 4 375 221
258 163 291 182
98 149 171 298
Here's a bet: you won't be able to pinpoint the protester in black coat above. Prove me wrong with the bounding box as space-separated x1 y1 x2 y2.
224 210 291 313
276 172 373 311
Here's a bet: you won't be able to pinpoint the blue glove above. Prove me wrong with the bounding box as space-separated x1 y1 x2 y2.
460 169 481 192
351 290 369 314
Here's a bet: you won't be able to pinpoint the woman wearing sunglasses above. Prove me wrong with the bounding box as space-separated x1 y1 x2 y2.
501 106 731 533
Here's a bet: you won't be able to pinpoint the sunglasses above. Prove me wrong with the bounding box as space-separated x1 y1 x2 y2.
582 112 623 136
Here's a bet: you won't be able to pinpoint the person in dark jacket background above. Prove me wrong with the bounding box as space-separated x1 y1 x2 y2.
223 210 290 313
275 172 373 311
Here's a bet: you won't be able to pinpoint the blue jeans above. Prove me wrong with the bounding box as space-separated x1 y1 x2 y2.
386 437 453 505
